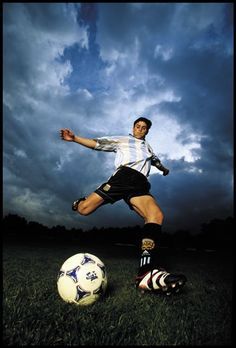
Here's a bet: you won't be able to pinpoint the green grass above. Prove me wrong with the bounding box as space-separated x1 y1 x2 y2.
3 242 233 345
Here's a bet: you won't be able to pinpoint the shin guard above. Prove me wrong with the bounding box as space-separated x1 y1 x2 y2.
138 223 162 275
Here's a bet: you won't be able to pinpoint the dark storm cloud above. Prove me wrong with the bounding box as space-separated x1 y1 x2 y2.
149 161 233 233
3 3 233 232
3 3 90 227
153 46 233 186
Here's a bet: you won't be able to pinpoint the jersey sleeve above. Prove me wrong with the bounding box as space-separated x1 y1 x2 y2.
150 149 167 172
93 136 119 152
146 143 161 165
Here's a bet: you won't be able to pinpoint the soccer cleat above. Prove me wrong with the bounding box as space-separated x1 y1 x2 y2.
135 268 187 295
72 197 86 211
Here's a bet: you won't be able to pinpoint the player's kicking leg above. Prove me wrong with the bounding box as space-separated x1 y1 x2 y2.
72 192 105 215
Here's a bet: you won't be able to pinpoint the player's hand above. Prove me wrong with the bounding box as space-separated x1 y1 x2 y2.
162 168 169 176
60 128 75 142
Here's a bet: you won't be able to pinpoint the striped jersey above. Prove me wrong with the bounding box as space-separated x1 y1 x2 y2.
93 134 161 177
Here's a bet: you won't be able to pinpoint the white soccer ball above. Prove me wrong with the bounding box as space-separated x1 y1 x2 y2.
57 253 107 306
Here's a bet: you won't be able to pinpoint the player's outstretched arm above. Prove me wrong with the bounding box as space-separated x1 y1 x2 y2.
60 128 97 149
60 128 75 141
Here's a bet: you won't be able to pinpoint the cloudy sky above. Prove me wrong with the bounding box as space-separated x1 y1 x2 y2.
3 3 233 233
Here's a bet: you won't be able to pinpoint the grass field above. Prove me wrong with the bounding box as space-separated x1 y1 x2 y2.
3 241 234 346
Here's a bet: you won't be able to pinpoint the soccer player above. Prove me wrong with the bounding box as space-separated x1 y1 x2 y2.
60 117 186 295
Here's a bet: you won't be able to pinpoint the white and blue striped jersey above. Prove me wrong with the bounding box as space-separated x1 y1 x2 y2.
94 134 161 177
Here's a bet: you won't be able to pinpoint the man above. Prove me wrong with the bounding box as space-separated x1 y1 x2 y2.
60 117 186 295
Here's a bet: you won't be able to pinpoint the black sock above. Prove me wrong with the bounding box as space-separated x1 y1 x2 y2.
138 223 162 276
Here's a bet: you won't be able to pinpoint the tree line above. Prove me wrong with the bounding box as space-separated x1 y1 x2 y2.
2 213 234 250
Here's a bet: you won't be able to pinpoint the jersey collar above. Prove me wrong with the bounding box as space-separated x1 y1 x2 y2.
129 133 146 143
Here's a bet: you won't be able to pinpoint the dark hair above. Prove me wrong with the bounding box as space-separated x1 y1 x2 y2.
133 117 152 130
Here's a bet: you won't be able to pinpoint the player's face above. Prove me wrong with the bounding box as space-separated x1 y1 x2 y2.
133 121 148 139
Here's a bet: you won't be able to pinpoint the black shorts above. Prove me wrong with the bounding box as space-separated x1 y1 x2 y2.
94 166 152 209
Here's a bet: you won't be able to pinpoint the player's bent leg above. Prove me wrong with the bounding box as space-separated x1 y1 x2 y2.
72 197 86 211
72 192 105 216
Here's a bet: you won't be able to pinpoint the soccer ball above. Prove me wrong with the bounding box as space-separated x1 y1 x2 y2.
57 253 107 306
